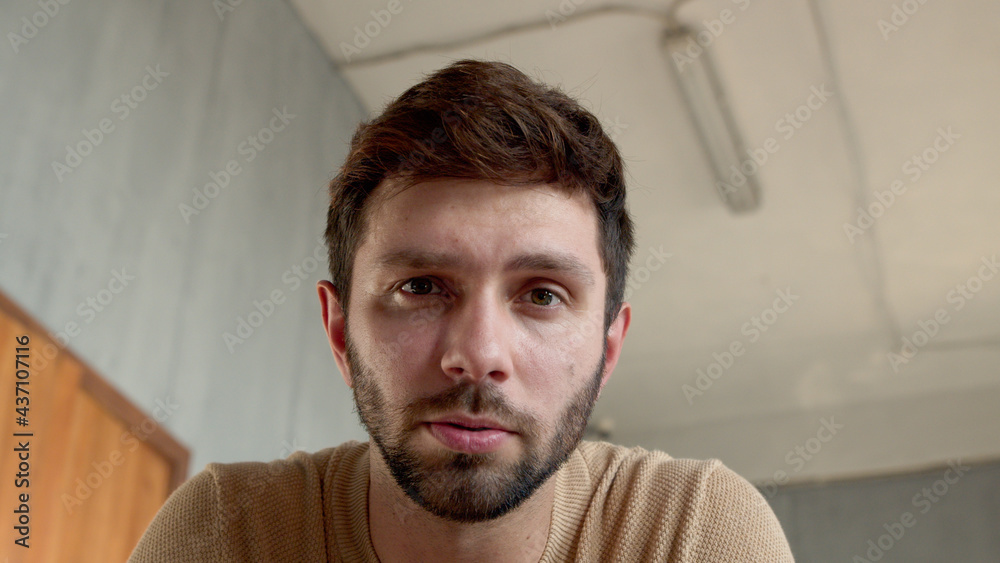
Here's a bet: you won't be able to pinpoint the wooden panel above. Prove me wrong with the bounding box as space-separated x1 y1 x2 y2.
117 439 174 557
0 290 187 562
0 313 31 554
43 393 171 563
17 343 84 562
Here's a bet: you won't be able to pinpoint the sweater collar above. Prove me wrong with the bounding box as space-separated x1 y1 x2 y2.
330 441 591 562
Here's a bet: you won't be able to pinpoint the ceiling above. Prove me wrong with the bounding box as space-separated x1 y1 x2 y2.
285 0 1000 482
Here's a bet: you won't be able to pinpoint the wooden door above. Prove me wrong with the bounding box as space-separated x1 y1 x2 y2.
0 290 188 562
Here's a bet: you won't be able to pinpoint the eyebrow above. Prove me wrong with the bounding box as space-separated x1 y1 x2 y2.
375 248 596 287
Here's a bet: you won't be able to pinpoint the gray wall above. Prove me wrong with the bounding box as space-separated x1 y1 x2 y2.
0 0 368 474
767 459 1000 562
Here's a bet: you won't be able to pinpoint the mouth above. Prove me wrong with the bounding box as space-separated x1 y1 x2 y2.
439 422 492 431
430 415 512 432
424 415 515 454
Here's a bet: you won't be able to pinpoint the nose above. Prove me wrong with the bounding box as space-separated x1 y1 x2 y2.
439 289 513 384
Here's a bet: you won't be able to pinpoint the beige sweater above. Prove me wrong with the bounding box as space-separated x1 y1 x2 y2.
129 441 794 562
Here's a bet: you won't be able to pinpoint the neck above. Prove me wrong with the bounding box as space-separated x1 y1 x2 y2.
368 448 555 563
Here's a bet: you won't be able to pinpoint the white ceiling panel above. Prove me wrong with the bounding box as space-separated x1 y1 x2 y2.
285 0 1000 481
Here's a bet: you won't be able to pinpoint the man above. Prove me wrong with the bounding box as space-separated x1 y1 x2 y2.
130 59 794 562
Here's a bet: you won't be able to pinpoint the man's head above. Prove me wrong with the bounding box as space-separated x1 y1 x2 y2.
324 59 634 333
318 60 634 522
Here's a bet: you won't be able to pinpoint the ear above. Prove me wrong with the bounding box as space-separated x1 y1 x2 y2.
317 280 353 388
597 302 631 397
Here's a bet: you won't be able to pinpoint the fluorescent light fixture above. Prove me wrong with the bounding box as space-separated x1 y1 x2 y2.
662 27 761 213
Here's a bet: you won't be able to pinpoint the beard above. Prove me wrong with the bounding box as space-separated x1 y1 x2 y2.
346 331 607 523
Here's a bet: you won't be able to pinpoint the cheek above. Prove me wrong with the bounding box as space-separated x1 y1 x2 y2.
512 321 599 409
353 310 439 389
521 313 602 370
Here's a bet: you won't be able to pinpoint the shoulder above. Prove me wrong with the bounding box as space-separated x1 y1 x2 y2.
129 441 369 562
127 467 221 562
576 440 722 500
573 441 794 561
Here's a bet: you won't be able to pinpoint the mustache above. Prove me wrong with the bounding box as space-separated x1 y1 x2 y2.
396 382 539 439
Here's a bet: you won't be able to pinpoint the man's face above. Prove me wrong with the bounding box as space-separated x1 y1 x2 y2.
326 178 629 522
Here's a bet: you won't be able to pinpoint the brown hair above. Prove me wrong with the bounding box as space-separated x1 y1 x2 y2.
324 59 634 331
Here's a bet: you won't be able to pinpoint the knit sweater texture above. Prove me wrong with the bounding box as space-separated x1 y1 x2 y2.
129 440 794 562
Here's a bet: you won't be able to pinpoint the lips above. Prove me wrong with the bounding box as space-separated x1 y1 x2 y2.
425 415 514 454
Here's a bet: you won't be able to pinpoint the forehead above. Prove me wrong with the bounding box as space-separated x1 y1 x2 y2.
356 178 603 280
371 177 590 215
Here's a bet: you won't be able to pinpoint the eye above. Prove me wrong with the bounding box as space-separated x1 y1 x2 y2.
400 277 443 296
526 288 562 307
